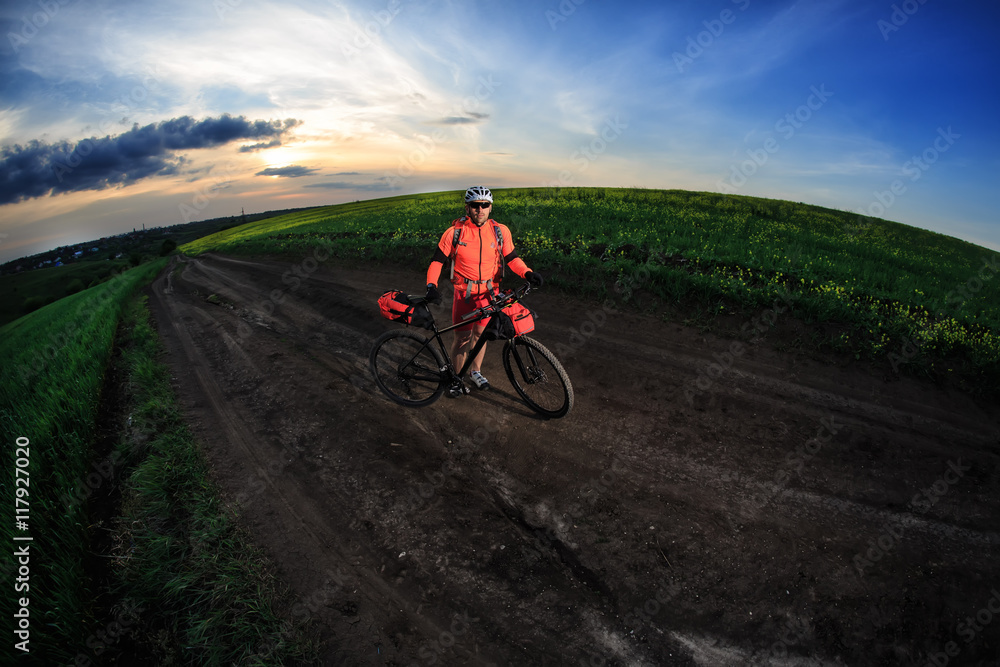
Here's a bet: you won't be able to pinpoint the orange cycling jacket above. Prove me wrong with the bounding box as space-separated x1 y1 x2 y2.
426 217 530 297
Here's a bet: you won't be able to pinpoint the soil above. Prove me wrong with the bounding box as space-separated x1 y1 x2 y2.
145 252 1000 666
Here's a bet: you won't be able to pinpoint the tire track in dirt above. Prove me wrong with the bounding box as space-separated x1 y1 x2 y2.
146 253 1000 666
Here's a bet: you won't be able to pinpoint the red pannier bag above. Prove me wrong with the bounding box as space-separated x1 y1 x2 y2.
377 290 433 329
483 299 536 340
504 301 535 336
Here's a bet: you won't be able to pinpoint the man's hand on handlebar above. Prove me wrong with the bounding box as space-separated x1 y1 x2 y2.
425 283 442 305
526 271 544 288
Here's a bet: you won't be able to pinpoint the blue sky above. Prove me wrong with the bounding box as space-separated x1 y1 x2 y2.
1 0 999 264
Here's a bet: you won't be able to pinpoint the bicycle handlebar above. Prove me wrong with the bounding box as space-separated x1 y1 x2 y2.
410 281 532 310
448 281 533 325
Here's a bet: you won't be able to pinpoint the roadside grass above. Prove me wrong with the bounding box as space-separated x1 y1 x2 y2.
1 259 166 663
110 294 315 665
0 261 314 664
182 187 1000 397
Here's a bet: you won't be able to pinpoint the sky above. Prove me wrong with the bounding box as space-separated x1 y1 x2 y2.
1 0 999 265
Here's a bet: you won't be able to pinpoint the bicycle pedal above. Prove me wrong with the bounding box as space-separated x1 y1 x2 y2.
447 381 470 397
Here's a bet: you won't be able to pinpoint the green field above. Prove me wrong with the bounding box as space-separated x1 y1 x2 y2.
3 185 997 660
1 260 310 664
184 187 1000 396
2 261 165 662
0 259 135 327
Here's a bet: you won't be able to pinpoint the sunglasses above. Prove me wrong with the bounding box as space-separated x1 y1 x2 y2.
468 202 491 210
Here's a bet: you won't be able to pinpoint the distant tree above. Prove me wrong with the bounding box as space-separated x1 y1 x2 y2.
129 252 142 267
160 239 177 256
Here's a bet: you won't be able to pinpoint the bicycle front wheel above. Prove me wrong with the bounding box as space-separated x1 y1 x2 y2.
369 330 447 407
502 335 574 418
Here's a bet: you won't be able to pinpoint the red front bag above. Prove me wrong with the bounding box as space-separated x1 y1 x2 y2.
378 290 433 329
504 301 535 336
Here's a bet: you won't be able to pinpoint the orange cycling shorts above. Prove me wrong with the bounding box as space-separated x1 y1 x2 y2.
452 287 496 332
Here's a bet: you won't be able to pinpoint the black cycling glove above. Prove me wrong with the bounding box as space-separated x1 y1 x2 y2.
526 271 544 288
425 284 442 305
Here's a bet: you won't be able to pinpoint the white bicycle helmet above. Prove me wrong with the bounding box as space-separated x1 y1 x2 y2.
464 186 493 203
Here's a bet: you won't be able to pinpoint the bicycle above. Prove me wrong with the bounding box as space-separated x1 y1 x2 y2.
369 282 574 418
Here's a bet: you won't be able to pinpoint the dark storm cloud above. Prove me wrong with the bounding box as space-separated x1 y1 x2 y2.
239 138 283 152
428 112 489 126
255 165 318 178
0 114 301 204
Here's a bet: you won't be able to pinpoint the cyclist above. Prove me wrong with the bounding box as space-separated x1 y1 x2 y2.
425 186 544 396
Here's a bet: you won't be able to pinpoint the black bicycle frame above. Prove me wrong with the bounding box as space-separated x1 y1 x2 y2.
404 283 531 385
426 311 499 381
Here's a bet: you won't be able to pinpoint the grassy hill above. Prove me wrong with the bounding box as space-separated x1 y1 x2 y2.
0 259 135 327
2 185 996 659
183 187 1000 396
0 207 320 328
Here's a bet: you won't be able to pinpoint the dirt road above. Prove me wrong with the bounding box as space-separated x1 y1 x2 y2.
146 253 1000 666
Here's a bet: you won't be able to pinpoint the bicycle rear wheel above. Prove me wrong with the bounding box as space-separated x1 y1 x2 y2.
502 335 573 418
369 330 446 407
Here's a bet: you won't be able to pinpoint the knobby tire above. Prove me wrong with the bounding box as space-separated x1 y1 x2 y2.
369 329 446 407
502 335 574 418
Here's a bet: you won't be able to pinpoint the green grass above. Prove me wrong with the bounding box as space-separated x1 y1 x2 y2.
1 261 314 664
182 187 1000 396
0 259 134 327
2 184 994 657
109 295 314 665
1 259 166 663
